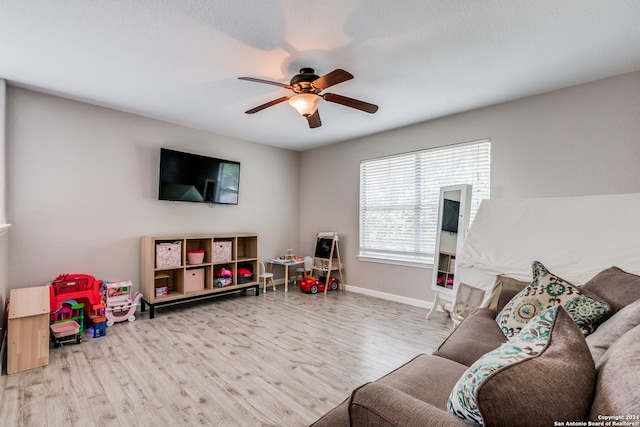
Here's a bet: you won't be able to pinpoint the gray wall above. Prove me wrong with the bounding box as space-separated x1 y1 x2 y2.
7 87 300 290
299 70 640 306
0 79 7 333
5 70 640 310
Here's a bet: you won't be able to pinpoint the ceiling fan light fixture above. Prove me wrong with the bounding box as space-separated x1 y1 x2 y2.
288 93 320 117
239 68 377 128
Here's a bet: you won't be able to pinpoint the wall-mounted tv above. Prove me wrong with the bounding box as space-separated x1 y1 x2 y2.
441 199 460 233
158 148 240 205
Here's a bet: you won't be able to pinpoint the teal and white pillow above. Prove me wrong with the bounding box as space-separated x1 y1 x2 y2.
448 305 596 426
496 261 610 339
448 306 556 425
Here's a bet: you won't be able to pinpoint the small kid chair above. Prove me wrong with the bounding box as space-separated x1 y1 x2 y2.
259 261 275 293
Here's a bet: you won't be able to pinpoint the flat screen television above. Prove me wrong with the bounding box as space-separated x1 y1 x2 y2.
441 199 460 233
158 148 240 205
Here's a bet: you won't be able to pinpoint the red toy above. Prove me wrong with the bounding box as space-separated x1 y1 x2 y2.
299 276 339 294
50 274 105 323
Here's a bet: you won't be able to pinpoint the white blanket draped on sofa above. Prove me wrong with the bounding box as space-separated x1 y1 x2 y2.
455 192 640 305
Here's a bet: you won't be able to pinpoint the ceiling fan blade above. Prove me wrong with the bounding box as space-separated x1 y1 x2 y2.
244 96 290 114
323 93 379 114
312 69 353 90
306 110 322 128
238 76 292 90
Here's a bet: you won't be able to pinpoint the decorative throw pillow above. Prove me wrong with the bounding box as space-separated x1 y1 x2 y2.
590 323 640 419
496 261 610 339
448 306 596 427
581 266 640 313
586 297 640 363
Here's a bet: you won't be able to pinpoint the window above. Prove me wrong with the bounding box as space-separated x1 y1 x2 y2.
359 139 491 266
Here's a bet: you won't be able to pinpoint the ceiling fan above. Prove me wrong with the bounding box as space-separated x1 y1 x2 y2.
238 68 378 128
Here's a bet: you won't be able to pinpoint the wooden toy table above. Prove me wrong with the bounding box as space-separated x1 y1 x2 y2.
269 258 304 292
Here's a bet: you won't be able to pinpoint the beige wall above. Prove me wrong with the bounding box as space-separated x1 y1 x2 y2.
299 71 640 306
6 87 300 290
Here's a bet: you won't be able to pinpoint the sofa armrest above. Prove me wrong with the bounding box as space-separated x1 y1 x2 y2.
349 382 470 427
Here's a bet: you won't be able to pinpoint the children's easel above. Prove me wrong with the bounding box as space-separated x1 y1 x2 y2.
311 232 345 294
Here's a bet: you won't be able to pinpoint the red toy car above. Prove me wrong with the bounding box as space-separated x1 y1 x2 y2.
299 276 339 294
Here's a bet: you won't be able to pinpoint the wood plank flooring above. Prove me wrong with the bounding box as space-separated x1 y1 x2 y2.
0 287 453 426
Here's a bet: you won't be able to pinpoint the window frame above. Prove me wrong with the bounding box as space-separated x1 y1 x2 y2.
358 139 491 267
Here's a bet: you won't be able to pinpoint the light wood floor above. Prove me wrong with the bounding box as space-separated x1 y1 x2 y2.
0 287 453 426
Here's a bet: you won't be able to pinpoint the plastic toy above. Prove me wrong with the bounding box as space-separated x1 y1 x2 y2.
299 276 339 294
90 318 107 337
50 300 85 332
50 274 104 321
214 267 233 287
103 280 142 326
50 320 82 347
436 277 454 289
237 267 253 284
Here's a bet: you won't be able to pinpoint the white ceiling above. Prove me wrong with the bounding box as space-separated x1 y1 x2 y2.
1 1 640 151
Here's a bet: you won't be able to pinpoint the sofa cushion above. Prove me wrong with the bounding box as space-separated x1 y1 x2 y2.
376 354 468 410
347 354 469 427
581 266 640 313
310 398 350 427
586 297 640 363
349 382 470 427
496 261 610 339
590 323 640 419
311 354 468 427
433 308 506 366
448 306 595 427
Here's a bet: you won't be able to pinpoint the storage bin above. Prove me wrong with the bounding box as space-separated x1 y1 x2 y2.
187 249 205 265
212 241 232 263
185 268 205 293
156 241 182 268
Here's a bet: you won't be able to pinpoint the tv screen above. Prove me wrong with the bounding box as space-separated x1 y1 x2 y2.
159 148 240 205
441 199 460 233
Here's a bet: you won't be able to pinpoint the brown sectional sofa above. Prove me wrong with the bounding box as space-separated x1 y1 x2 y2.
312 267 640 426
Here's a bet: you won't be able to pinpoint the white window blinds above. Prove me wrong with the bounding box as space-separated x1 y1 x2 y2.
359 140 491 265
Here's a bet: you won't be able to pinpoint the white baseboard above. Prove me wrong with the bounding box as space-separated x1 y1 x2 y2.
280 279 446 313
344 284 442 310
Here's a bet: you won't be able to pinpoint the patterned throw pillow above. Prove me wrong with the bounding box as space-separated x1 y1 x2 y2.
448 306 595 426
496 261 610 339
